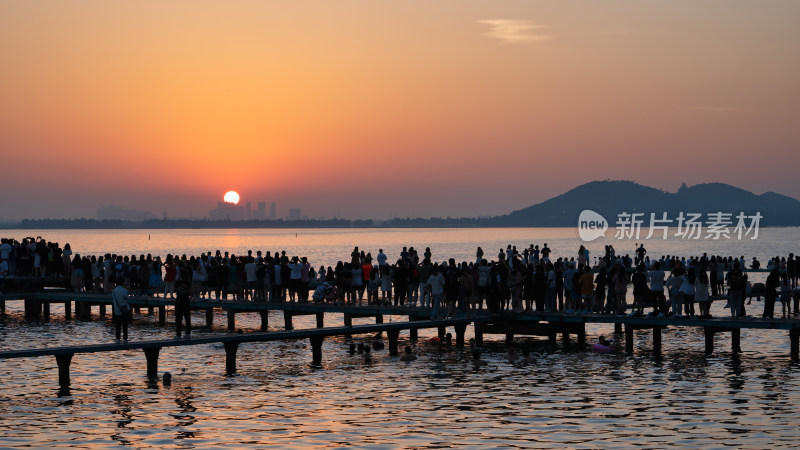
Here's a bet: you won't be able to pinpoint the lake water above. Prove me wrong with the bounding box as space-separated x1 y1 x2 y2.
2 227 800 448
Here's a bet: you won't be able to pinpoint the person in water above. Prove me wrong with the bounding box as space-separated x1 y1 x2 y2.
400 345 417 361
505 347 519 363
363 345 372 362
472 349 488 367
520 348 535 365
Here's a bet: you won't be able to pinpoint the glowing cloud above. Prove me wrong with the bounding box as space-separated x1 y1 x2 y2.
477 19 552 44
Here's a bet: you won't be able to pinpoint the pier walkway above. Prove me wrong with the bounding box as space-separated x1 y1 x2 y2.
3 290 800 390
0 317 482 389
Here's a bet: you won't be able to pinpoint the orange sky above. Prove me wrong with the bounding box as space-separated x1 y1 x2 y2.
1 1 799 220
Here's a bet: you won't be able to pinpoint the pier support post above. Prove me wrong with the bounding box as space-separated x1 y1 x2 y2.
577 324 586 347
206 308 214 327
387 329 400 356
227 309 236 332
144 347 161 379
438 326 447 340
625 325 634 354
614 323 622 334
316 312 325 328
0 300 4 314
506 333 514 345
148 306 154 315
64 300 71 319
375 314 383 324
704 327 715 355
653 327 662 355
310 336 323 365
158 305 166 324
731 328 741 353
260 311 269 331
78 301 91 321
224 342 240 374
343 313 352 340
42 302 50 322
474 324 483 347
562 331 571 345
409 316 420 341
791 329 799 361
25 298 42 320
454 324 467 348
55 353 74 389
548 331 557 344
99 304 106 318
284 311 294 331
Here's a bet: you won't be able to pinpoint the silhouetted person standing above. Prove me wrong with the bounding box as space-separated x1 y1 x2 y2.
175 281 192 337
111 280 131 343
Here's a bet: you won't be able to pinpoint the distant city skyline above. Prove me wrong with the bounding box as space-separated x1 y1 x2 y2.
2 2 799 220
3 180 798 224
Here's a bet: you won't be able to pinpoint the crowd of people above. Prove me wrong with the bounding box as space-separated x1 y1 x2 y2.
2 237 799 322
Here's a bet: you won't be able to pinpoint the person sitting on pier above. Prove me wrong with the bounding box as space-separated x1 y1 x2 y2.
111 279 131 343
400 346 417 361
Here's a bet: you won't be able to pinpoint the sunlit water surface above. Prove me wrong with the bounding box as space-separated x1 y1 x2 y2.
1 228 800 448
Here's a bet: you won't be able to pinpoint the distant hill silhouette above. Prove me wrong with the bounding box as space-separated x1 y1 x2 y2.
492 180 800 226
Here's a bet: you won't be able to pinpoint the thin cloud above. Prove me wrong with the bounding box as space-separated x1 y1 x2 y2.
477 19 552 44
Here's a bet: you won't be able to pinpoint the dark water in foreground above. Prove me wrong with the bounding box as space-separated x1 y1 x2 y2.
2 227 800 448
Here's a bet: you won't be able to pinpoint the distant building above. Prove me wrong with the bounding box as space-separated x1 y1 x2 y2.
288 208 301 220
269 202 277 220
208 202 245 221
97 205 156 222
245 202 252 220
254 201 266 220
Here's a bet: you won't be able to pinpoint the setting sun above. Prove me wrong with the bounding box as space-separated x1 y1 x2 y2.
223 191 240 205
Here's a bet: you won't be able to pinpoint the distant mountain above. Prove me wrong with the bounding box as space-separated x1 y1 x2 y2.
492 180 800 226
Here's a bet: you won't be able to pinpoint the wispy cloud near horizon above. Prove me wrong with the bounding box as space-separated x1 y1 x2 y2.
477 19 552 44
